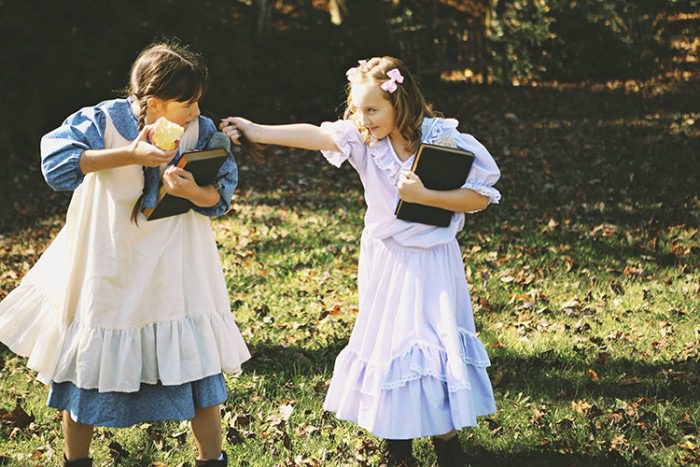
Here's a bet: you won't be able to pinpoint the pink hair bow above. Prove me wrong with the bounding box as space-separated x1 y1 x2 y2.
381 68 404 93
346 59 369 82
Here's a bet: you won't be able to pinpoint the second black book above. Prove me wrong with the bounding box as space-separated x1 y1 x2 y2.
143 147 228 221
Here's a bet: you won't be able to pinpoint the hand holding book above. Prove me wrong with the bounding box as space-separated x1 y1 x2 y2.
142 147 229 221
394 143 476 227
397 171 428 203
161 165 199 199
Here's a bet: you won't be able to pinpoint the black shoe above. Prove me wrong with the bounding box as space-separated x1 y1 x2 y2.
432 435 466 467
63 456 93 467
196 451 228 466
381 439 416 467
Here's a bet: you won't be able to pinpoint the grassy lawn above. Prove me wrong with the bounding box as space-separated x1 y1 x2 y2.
0 77 698 466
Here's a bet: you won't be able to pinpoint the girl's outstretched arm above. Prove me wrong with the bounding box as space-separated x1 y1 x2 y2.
220 117 340 153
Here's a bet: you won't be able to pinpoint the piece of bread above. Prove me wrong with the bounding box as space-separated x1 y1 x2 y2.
151 117 184 151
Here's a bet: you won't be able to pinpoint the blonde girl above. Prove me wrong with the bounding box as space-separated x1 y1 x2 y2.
221 56 500 466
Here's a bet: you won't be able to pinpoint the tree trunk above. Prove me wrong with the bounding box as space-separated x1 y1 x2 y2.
255 0 273 44
328 0 349 26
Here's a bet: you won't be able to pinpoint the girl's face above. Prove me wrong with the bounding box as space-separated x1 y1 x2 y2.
350 82 399 142
147 97 201 127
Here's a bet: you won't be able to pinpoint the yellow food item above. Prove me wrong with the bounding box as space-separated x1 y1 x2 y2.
151 117 184 150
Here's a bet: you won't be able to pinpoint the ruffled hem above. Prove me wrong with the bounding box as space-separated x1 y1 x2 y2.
48 373 228 427
324 329 496 438
0 281 65 379
325 371 496 439
329 329 491 397
0 281 251 393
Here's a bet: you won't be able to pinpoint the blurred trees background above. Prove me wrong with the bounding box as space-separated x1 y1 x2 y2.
0 0 697 201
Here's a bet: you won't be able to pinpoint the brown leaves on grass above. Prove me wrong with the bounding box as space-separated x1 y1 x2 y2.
108 440 130 463
224 412 254 445
610 433 630 452
677 413 697 435
499 268 536 287
590 223 620 238
282 455 325 466
267 403 294 429
509 288 548 312
223 402 306 456
565 397 697 462
0 402 34 430
524 393 690 462
571 400 592 414
531 406 548 425
678 436 699 466
319 304 343 321
29 446 55 463
618 375 642 386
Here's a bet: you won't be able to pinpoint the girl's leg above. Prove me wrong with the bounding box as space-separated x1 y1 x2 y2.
434 430 457 440
381 438 415 466
63 411 94 461
431 430 465 467
191 404 223 461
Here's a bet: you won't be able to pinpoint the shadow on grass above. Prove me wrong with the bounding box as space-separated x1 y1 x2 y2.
461 445 627 467
488 344 700 404
241 339 346 378
235 328 700 406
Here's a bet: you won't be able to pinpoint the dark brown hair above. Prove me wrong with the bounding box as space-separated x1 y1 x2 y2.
344 56 436 154
128 40 208 130
128 40 208 222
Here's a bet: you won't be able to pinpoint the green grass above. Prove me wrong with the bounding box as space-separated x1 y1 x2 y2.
1 78 699 466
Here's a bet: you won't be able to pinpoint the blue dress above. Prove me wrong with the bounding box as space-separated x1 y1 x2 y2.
0 98 251 427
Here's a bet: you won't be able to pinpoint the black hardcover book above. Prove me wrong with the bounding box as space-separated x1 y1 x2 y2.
394 143 475 227
143 147 228 221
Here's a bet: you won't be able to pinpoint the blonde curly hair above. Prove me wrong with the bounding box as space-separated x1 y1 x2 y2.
344 56 437 154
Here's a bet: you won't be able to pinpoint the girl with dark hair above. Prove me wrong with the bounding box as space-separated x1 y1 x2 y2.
0 40 249 466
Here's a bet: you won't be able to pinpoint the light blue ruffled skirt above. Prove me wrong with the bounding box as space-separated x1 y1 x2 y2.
323 234 496 439
48 373 227 428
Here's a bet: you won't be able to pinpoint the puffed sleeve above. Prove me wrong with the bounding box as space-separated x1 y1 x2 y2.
40 106 106 191
191 118 238 218
455 131 501 205
319 119 366 169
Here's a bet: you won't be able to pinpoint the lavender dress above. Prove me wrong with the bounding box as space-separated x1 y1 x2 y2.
320 117 500 438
